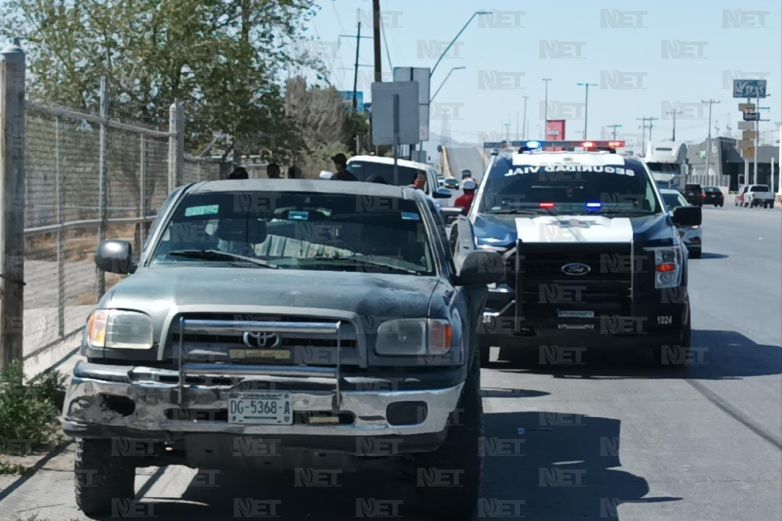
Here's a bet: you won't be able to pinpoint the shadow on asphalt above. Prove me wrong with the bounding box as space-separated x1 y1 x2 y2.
487 329 782 380
696 252 729 260
483 411 680 520
100 411 675 521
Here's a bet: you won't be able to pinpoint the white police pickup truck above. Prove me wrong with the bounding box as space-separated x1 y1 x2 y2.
466 140 702 365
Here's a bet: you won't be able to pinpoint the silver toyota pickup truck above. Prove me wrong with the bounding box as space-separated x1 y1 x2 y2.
61 179 503 519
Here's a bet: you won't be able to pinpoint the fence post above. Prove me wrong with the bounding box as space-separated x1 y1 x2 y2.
168 101 184 193
0 44 26 371
139 135 147 249
55 116 65 338
97 77 109 297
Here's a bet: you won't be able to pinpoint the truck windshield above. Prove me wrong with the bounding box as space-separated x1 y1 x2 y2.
480 156 661 215
750 185 769 192
151 191 435 275
646 162 680 174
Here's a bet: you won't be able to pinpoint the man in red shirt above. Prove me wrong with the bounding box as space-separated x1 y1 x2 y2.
454 179 477 214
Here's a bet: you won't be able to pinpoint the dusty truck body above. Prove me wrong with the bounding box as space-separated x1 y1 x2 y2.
60 179 502 519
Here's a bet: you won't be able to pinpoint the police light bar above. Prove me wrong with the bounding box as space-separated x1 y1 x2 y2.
483 140 625 152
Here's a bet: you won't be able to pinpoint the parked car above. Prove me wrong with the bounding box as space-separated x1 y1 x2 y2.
683 184 703 206
444 177 460 190
702 186 724 207
660 189 702 258
60 179 503 520
737 184 775 208
461 169 473 180
346 155 451 201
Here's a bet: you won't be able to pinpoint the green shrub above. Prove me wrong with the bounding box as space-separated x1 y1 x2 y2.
0 361 65 453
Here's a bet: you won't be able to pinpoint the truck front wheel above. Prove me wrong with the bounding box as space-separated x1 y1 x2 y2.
414 358 482 520
75 439 136 516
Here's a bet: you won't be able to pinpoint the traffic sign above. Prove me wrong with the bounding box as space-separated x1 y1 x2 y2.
738 103 756 112
737 121 754 130
738 139 754 148
371 82 420 146
743 112 760 121
742 130 758 140
393 67 431 142
733 79 767 98
741 146 755 159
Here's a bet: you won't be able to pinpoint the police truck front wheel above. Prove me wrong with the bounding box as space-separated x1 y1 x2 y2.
652 321 691 368
414 358 482 520
75 438 136 516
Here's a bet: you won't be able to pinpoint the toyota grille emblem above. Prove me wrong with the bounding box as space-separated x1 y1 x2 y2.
242 331 281 348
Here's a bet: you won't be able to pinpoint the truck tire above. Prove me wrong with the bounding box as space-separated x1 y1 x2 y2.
652 319 691 368
415 358 482 520
75 439 135 516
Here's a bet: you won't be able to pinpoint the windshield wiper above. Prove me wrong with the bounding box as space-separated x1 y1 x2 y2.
303 255 422 275
168 249 279 269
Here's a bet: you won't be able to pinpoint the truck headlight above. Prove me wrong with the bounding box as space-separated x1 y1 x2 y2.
647 247 682 289
375 319 454 356
87 309 154 349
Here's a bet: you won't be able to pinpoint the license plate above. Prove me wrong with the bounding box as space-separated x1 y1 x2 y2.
228 392 293 425
557 310 595 319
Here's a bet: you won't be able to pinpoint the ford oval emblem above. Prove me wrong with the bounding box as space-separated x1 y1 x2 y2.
561 262 591 276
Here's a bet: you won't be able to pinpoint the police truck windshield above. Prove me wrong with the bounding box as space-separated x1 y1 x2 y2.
480 156 661 216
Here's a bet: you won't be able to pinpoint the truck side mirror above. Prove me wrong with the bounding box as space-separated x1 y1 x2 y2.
455 251 505 286
672 206 701 226
96 240 136 274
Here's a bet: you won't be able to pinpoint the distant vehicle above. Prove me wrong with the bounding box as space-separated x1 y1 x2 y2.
644 141 689 191
345 155 450 200
461 169 473 179
444 178 460 190
660 189 702 258
737 184 775 208
683 184 703 207
702 186 724 207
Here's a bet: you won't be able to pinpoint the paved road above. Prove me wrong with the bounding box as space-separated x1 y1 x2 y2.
1 205 780 521
441 146 487 206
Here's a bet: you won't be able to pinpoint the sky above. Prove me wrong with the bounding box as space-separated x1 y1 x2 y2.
305 0 782 152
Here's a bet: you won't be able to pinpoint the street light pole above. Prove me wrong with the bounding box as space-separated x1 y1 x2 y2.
429 10 492 79
522 95 529 139
542 78 551 138
577 82 597 139
429 66 466 103
701 99 720 177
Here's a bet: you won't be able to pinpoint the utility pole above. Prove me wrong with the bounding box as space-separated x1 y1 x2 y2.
646 116 659 143
542 78 551 139
339 18 372 112
522 96 529 140
666 109 682 141
577 82 597 139
701 99 720 177
372 0 382 83
635 117 658 157
606 124 622 141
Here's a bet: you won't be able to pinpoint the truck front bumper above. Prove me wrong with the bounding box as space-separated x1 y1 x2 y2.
61 362 464 450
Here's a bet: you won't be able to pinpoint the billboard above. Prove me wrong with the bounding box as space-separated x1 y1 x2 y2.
733 79 767 98
338 90 365 112
546 120 566 141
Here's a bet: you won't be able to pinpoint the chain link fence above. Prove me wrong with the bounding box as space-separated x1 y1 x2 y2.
0 48 222 374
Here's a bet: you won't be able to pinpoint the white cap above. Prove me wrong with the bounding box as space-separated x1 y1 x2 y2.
462 179 477 190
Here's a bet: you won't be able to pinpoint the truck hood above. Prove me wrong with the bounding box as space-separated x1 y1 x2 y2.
473 212 677 249
102 266 439 319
